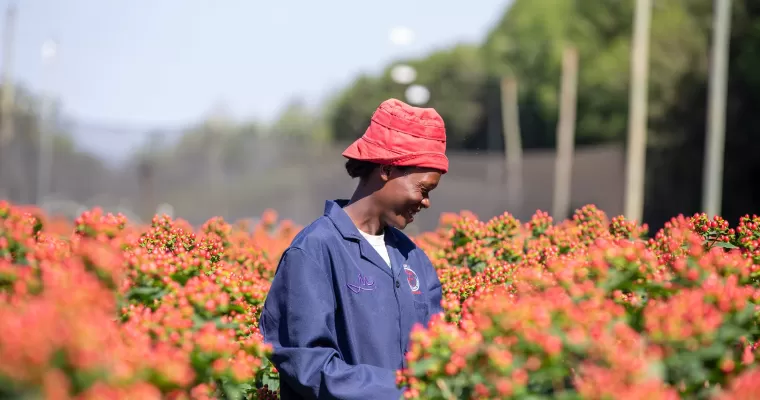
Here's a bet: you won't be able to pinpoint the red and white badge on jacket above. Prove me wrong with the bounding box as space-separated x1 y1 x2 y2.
403 264 421 295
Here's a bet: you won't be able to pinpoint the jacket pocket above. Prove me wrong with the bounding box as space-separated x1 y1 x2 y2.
412 300 430 325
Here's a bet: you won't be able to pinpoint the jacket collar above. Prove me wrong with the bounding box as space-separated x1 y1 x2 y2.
324 199 410 244
324 199 400 244
324 199 404 277
324 199 363 240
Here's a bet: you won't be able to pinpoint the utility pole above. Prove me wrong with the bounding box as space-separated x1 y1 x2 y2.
207 104 229 218
702 0 733 217
0 3 17 199
1 3 16 145
36 39 58 205
500 76 523 210
138 131 163 221
623 0 653 223
137 154 155 222
552 46 579 221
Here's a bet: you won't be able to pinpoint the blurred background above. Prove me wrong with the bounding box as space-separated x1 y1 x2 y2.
0 0 756 235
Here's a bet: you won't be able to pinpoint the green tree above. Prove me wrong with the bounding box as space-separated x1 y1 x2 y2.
482 0 706 148
270 98 330 143
327 0 708 152
645 0 760 230
327 44 487 150
0 85 107 204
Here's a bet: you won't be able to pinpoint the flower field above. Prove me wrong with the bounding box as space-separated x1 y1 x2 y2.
1 201 760 399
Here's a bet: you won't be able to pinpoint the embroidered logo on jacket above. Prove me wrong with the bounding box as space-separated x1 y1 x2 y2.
403 264 422 295
347 273 375 293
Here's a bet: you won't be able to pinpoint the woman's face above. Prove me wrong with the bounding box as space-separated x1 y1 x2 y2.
377 166 441 230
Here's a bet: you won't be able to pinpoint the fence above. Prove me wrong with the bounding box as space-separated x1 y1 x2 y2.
0 125 626 233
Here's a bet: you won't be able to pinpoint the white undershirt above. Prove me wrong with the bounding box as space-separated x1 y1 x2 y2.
358 229 391 268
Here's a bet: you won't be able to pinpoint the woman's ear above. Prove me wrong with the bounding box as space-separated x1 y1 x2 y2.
379 165 392 182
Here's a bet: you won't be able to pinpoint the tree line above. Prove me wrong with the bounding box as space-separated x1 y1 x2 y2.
323 0 760 230
3 0 760 231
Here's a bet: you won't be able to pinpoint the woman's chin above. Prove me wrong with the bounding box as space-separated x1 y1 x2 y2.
398 214 414 229
385 214 411 230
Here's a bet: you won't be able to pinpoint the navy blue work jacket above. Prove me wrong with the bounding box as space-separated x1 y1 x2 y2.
259 199 444 400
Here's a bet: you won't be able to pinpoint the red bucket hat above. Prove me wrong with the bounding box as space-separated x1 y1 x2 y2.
342 98 449 173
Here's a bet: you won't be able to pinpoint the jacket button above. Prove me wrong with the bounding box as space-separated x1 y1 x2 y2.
396 280 400 288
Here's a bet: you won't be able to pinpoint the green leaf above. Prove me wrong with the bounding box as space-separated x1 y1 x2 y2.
733 303 756 325
645 359 666 380
599 268 636 292
190 352 212 379
411 357 440 376
220 380 243 400
262 372 280 391
125 286 167 303
713 241 738 249
470 261 487 273
192 314 239 331
695 342 726 360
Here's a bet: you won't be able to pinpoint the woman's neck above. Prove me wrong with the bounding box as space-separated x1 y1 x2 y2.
345 190 385 235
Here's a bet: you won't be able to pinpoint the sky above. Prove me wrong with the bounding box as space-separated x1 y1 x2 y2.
8 0 509 156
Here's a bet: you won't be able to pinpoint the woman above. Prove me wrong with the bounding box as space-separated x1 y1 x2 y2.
259 98 447 400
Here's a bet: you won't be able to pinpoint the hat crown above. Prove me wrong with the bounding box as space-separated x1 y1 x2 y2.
340 98 449 174
370 98 446 142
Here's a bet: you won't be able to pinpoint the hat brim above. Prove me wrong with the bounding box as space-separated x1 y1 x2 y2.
342 136 449 174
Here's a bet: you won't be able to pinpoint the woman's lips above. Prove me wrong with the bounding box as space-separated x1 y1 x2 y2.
404 209 419 222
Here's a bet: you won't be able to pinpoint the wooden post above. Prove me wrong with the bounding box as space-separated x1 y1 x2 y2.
0 4 17 200
35 40 58 205
623 0 653 223
0 3 16 146
207 107 228 219
552 46 579 221
137 157 154 222
702 0 733 217
501 77 523 210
